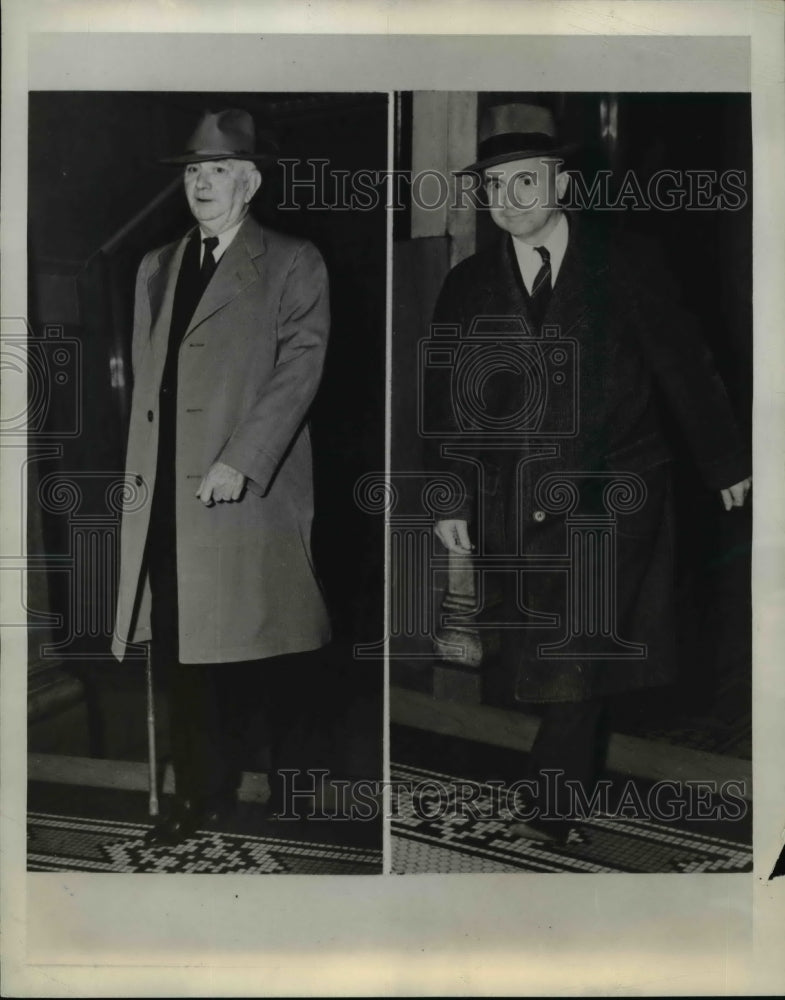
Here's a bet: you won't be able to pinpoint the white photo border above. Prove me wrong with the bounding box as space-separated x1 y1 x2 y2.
2 2 784 996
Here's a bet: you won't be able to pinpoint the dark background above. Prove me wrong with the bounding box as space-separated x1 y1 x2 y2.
28 92 388 770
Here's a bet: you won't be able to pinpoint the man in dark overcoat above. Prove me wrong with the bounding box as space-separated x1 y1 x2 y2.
427 103 751 840
112 109 331 844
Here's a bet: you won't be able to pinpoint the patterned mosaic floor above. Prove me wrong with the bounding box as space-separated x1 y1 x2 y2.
27 811 382 874
632 712 752 760
390 762 752 874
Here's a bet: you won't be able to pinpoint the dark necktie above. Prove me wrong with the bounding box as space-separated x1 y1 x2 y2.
200 235 219 288
530 244 552 325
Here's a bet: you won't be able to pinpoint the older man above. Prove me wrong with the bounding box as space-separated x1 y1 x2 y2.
112 109 331 844
428 104 751 841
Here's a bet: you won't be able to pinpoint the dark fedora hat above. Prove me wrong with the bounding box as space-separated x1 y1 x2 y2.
457 103 577 175
160 108 279 165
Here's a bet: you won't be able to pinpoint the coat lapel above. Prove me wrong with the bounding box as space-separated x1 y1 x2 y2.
542 213 593 333
146 237 188 379
484 235 535 330
183 216 267 340
143 217 268 386
477 213 593 336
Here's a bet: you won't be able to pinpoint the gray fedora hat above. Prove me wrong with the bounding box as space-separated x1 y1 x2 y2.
457 103 577 175
160 108 279 165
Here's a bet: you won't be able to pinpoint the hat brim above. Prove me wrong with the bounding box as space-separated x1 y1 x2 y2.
456 143 579 176
159 150 278 166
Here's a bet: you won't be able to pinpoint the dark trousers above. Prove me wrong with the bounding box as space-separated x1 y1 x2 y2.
523 698 607 827
147 528 323 808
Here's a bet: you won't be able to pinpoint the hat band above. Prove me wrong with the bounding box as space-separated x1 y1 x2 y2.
187 147 253 157
477 131 560 163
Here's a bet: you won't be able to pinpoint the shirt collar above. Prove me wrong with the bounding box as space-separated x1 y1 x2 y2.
513 211 568 259
512 211 570 284
198 216 245 261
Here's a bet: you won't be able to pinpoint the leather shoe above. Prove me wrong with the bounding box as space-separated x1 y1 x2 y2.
509 818 593 849
509 819 561 843
144 798 201 847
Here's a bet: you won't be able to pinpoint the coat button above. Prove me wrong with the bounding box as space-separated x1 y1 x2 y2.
147 410 154 422
135 475 143 486
533 510 546 522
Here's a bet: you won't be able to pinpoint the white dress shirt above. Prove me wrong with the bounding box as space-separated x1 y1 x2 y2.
511 212 569 294
198 217 244 265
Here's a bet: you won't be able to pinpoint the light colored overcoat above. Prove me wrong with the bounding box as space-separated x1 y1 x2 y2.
112 214 331 663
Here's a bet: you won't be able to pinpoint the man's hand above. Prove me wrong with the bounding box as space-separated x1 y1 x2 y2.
435 519 474 554
720 477 751 511
196 461 246 505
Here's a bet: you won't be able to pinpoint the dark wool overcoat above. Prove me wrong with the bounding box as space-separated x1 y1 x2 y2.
425 214 749 703
112 215 331 664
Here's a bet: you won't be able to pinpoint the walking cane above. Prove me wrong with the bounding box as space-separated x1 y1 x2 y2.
145 641 159 817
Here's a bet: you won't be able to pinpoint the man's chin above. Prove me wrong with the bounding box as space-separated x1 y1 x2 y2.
491 217 529 235
502 219 538 236
189 203 218 219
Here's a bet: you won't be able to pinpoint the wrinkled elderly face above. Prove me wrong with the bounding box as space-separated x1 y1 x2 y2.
183 158 261 234
484 156 569 243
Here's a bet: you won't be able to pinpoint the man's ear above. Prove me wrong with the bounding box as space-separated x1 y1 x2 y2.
245 166 262 203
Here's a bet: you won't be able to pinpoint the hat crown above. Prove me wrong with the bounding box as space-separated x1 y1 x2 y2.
455 102 574 175
185 108 256 156
479 103 558 144
160 107 279 165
